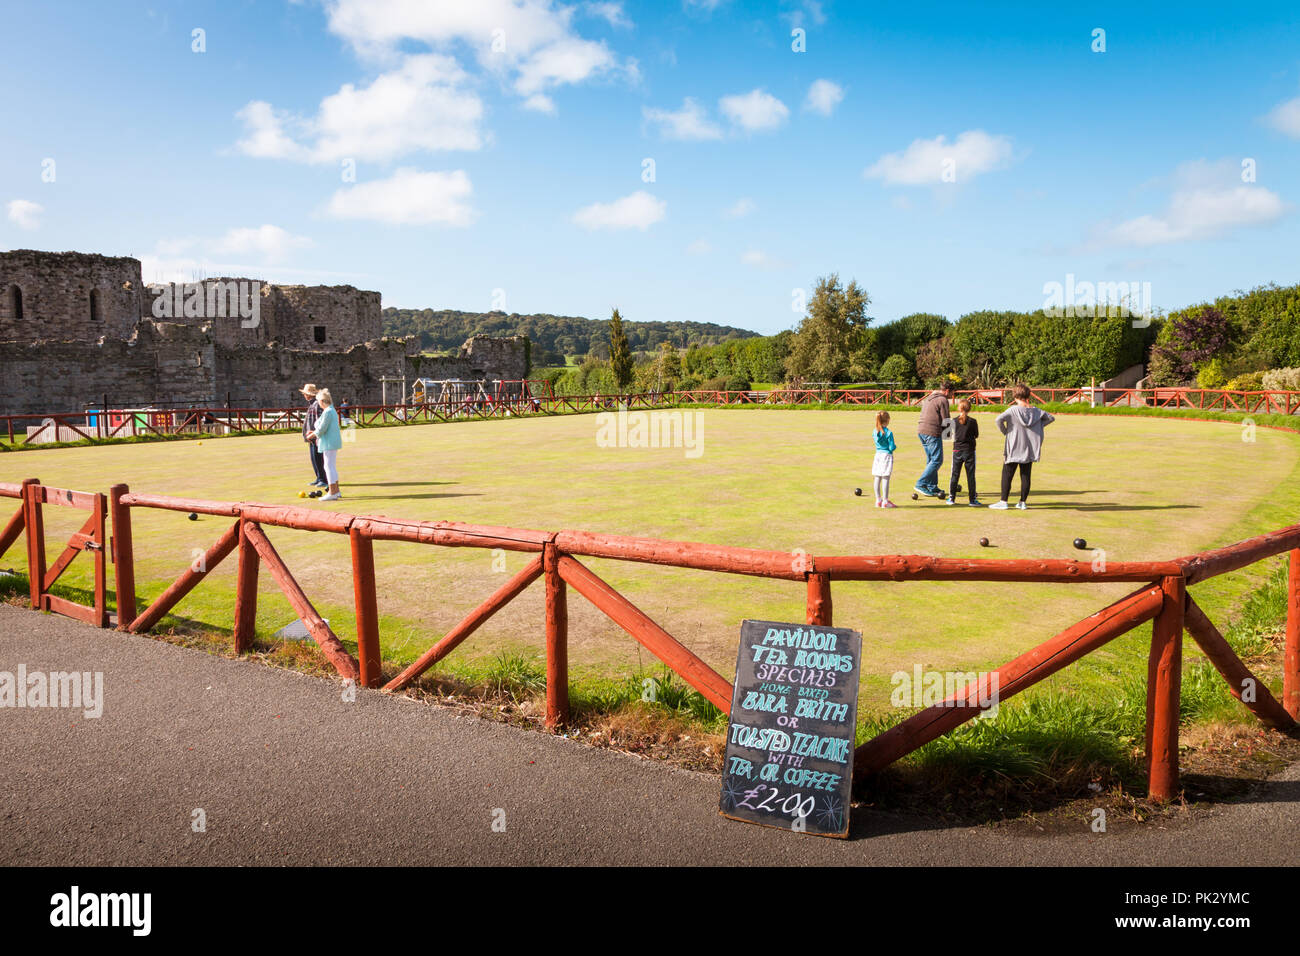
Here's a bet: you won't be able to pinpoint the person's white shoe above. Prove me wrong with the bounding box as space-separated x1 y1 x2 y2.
989 501 1009 510
946 497 956 505
321 492 341 501
1016 501 1027 510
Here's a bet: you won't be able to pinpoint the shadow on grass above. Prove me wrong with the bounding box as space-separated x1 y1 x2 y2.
1028 503 1199 512
340 492 483 501
346 481 459 488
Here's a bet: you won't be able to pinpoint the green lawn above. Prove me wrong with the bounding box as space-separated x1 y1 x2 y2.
5 408 1298 714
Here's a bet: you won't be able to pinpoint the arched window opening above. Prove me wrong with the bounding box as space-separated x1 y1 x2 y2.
89 288 102 322
7 285 22 320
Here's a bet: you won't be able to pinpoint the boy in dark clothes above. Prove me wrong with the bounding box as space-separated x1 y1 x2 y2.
947 398 981 506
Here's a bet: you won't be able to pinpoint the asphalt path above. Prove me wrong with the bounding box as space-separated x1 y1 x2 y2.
2 605 1297 866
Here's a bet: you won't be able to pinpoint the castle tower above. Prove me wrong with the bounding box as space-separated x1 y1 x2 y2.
0 250 142 342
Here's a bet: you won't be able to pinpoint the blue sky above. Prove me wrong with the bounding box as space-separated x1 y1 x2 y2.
3 0 1299 334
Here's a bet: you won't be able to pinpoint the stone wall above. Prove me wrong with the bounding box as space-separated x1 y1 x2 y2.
405 334 528 384
0 249 527 415
275 285 383 351
0 321 214 415
141 280 381 351
0 325 408 415
214 338 408 408
0 250 142 343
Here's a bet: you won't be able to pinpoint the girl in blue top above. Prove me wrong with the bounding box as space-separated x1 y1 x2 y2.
306 388 344 501
872 410 897 508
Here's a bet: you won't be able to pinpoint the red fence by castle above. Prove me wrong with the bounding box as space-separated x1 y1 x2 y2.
1 476 1296 803
3 384 1299 445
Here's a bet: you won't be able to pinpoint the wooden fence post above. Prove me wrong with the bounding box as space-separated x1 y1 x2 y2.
1146 575 1185 802
109 483 136 630
806 570 832 626
544 541 569 729
232 515 259 653
350 527 382 689
21 478 43 610
92 492 108 628
1286 549 1300 720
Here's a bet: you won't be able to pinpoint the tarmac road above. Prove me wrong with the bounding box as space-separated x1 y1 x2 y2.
1 604 1297 866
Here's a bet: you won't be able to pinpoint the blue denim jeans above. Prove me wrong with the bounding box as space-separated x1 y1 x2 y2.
916 433 943 493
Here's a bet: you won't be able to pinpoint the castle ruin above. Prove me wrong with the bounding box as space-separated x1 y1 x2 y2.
0 250 528 415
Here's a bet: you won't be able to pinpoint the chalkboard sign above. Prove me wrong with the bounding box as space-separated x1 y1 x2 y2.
719 619 862 838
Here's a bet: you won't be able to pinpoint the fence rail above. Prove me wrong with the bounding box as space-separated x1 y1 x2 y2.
1 475 1296 802
3 385 1299 446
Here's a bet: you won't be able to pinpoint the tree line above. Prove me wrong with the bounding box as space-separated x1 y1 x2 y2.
382 307 756 365
401 276 1300 396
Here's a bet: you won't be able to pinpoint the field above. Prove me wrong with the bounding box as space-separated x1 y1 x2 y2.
5 407 1300 712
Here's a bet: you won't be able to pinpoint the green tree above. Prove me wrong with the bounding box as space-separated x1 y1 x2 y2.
608 308 634 390
786 274 870 382
879 353 917 387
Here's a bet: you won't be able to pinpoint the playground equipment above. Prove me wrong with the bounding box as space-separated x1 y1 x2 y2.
410 378 551 415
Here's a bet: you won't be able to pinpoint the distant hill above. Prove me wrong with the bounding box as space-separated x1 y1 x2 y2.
382 308 758 361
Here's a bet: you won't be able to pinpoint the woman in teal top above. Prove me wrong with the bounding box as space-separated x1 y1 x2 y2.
307 388 344 500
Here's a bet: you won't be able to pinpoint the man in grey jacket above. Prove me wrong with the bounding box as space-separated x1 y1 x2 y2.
301 383 327 488
990 383 1054 510
914 381 954 498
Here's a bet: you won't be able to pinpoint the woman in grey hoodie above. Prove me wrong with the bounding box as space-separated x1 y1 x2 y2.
991 383 1054 510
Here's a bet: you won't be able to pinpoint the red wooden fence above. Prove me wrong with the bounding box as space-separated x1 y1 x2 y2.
0 477 1290 804
3 384 1298 447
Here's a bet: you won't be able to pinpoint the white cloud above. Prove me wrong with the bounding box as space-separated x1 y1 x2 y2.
686 238 712 255
683 0 728 13
782 0 826 27
1102 189 1286 247
236 54 483 164
1088 159 1289 248
523 93 557 113
719 88 789 132
643 97 723 141
211 225 313 262
1264 95 1300 138
6 199 42 230
804 79 843 116
143 224 315 281
233 102 312 161
514 35 616 96
723 198 755 219
323 0 620 105
573 190 665 230
741 249 787 270
584 2 632 29
864 130 1014 186
238 2 629 162
325 168 477 226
